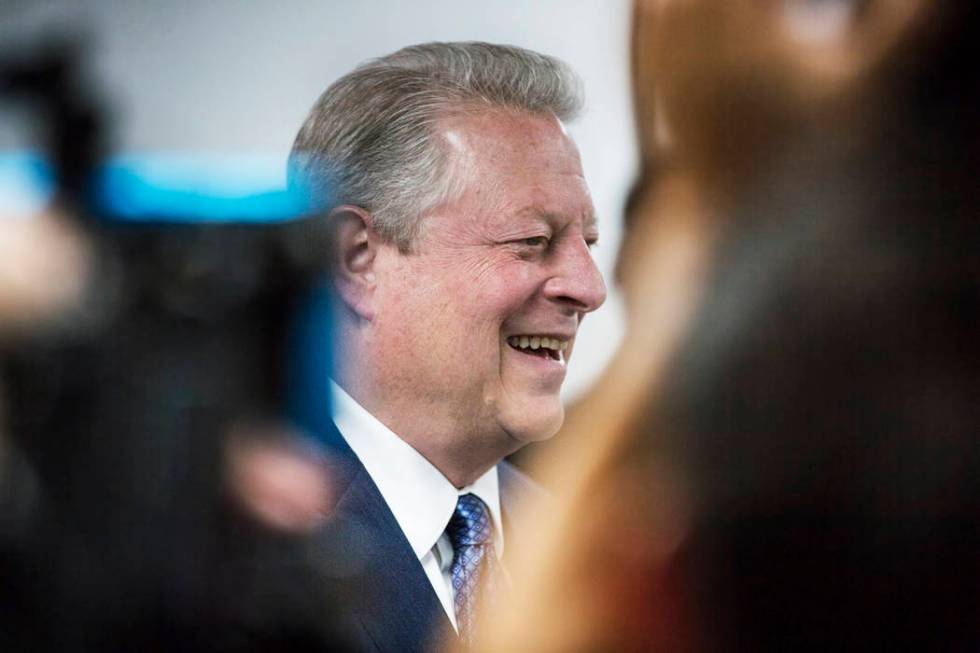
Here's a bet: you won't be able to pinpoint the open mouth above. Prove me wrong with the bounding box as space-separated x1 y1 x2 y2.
506 335 568 363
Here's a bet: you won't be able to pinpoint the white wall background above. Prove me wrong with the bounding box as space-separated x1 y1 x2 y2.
2 0 636 401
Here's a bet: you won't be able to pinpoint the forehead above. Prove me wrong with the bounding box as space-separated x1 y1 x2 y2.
439 108 584 177
435 108 595 230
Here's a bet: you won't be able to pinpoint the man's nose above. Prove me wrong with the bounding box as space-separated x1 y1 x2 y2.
543 239 607 314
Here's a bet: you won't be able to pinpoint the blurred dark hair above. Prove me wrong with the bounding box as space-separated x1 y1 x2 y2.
659 3 980 648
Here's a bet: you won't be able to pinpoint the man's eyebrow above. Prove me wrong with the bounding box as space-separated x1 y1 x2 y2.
513 207 600 231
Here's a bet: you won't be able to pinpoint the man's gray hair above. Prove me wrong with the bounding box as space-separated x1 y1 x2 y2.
289 41 584 251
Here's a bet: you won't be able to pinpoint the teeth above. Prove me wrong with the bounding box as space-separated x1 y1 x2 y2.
507 335 569 354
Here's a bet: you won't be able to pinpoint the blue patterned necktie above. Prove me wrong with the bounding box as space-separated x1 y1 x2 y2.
446 493 497 644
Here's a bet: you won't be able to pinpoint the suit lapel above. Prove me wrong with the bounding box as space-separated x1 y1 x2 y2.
315 428 543 652
320 429 455 652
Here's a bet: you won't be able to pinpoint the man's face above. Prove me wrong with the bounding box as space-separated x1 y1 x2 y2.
368 109 606 452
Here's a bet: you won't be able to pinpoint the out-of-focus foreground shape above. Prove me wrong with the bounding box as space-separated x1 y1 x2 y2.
477 0 978 650
0 210 91 338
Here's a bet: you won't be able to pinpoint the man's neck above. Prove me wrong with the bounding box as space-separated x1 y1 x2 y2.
331 377 516 488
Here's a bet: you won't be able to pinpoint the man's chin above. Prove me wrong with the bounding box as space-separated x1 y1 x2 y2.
500 402 565 445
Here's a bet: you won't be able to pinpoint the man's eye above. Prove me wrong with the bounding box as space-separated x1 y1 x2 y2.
522 236 549 248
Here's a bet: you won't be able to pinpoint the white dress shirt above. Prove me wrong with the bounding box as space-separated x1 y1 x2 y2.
330 381 504 631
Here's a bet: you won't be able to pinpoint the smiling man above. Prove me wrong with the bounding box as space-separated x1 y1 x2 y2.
289 42 605 652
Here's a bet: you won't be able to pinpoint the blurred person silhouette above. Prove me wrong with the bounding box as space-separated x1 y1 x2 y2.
0 44 356 651
0 212 361 651
476 0 979 650
0 211 358 651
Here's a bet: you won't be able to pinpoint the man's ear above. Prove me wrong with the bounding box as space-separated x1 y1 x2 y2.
330 205 379 322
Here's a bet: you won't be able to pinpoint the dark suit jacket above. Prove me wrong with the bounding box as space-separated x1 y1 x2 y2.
313 422 542 653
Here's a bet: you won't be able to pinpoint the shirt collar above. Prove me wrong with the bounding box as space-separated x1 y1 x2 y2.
330 381 504 559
